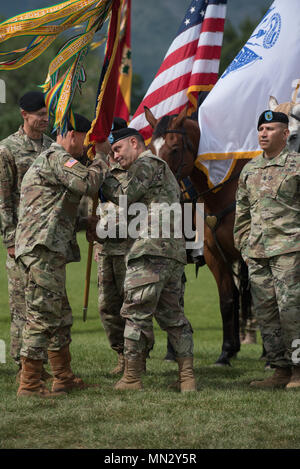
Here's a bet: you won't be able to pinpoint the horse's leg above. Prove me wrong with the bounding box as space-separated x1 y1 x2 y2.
216 274 240 366
205 247 240 366
239 260 257 344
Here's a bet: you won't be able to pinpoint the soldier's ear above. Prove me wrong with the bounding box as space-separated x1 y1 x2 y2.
69 130 76 143
284 126 290 139
130 136 139 149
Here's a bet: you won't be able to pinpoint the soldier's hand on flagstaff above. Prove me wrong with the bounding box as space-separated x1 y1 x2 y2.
95 140 111 159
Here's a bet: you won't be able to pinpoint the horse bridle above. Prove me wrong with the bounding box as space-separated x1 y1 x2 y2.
288 112 300 152
165 127 242 274
163 127 194 181
290 113 300 122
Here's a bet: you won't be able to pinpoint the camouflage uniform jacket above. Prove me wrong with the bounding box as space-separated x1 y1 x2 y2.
15 143 108 263
0 126 53 248
99 159 133 256
101 149 187 265
234 146 300 259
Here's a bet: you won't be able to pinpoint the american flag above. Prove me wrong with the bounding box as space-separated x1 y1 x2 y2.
130 0 227 143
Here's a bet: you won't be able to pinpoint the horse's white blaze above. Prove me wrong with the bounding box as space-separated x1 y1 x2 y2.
153 137 165 157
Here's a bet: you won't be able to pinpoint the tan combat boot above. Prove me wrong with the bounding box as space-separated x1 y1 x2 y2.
48 345 90 393
250 367 292 388
15 364 22 383
286 367 300 389
17 357 64 398
41 367 53 382
114 357 144 391
177 357 197 392
110 353 125 375
16 364 52 384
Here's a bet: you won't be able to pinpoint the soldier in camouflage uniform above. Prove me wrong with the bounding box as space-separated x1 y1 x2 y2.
86 118 129 374
0 91 52 378
98 127 195 392
234 110 300 389
14 114 108 398
92 158 174 374
95 118 129 374
94 158 130 375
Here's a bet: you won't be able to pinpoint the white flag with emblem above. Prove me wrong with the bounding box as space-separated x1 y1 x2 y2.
196 0 300 188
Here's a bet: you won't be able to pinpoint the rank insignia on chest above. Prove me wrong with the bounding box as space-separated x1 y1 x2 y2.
64 158 79 168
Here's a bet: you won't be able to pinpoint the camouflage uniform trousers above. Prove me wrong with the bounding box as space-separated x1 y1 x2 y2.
17 246 73 362
97 253 126 354
248 251 300 368
239 309 258 339
242 315 258 337
6 254 26 365
121 255 194 360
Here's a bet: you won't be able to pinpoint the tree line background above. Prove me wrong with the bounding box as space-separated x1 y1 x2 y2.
0 14 264 140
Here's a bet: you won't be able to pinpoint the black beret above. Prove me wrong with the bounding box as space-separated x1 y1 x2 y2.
108 117 128 144
112 117 127 131
257 110 289 130
67 113 91 133
111 127 143 145
19 91 46 112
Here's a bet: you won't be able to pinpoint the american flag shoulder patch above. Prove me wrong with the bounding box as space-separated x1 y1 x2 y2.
64 158 79 168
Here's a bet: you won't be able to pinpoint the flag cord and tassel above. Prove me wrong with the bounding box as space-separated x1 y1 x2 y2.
0 0 115 133
0 0 131 321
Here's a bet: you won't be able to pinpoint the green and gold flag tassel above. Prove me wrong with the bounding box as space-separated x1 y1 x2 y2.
0 0 114 132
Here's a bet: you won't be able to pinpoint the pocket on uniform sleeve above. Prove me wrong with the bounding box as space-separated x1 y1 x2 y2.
63 158 88 180
274 175 299 207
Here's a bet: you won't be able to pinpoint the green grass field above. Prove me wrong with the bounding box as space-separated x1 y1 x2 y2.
0 233 299 450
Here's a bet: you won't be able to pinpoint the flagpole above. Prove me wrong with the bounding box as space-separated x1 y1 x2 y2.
83 194 98 322
82 0 123 321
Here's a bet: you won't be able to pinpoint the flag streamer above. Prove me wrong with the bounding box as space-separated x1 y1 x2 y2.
0 0 114 133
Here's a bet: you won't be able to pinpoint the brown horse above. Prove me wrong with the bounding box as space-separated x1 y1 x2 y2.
269 95 300 152
144 105 251 366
